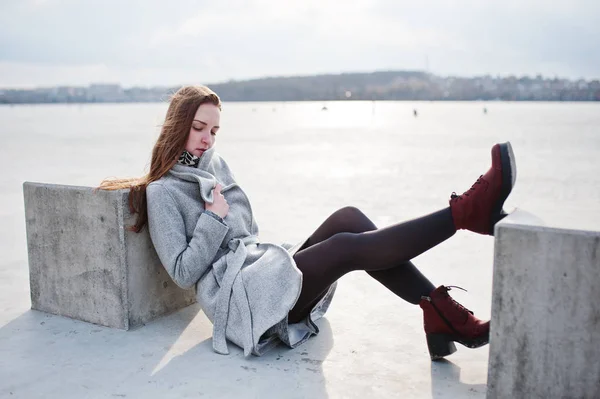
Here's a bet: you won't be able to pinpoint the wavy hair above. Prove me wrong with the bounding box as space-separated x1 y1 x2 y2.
98 85 221 232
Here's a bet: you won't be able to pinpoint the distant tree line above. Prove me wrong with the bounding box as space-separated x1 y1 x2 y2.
1 71 599 104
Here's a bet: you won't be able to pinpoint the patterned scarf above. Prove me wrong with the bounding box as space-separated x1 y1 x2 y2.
178 150 201 167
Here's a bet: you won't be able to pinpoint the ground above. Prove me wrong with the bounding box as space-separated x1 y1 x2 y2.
0 232 492 399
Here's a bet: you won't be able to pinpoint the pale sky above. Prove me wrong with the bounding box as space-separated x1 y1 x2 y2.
1 0 599 88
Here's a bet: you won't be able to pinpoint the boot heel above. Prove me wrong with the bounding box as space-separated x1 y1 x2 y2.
426 334 457 360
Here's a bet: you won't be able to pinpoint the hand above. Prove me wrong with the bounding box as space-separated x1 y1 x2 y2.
205 183 229 219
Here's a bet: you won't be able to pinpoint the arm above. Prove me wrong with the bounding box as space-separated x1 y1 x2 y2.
146 182 229 289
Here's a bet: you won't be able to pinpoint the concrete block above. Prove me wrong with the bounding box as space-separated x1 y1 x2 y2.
23 182 196 330
487 210 600 398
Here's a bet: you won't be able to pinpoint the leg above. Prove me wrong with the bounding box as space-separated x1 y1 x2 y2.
288 207 436 321
289 206 454 322
297 206 436 303
291 140 516 316
289 141 517 360
368 263 435 305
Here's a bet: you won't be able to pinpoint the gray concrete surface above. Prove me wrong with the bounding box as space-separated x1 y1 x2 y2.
23 182 196 330
2 217 493 399
487 210 600 398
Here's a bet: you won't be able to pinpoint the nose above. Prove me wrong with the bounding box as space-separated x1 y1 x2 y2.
201 131 211 145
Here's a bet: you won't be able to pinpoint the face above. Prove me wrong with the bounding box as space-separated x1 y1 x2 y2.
185 103 220 157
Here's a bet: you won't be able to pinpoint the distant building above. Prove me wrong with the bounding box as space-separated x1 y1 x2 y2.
87 84 124 102
1 72 599 104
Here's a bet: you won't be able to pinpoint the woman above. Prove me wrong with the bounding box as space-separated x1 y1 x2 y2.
99 85 516 360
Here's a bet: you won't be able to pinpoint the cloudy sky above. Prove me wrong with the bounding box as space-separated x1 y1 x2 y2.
1 0 599 88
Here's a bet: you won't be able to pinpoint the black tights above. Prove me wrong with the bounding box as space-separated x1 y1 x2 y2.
288 206 455 323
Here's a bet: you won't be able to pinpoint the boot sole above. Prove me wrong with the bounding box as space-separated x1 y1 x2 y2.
489 141 517 235
426 333 490 361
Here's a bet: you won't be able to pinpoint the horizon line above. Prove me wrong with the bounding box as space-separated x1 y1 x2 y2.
1 69 599 91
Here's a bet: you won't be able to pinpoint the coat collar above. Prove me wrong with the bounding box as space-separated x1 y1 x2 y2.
170 147 218 203
195 146 217 171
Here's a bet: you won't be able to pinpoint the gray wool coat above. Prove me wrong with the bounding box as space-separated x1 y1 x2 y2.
146 147 336 356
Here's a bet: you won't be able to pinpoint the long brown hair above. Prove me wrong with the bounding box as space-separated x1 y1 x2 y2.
98 85 222 233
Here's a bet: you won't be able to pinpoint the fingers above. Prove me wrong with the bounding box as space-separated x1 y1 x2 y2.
214 183 227 203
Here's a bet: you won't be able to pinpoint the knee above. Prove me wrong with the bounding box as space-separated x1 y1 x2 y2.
334 206 376 233
337 206 361 217
333 206 364 223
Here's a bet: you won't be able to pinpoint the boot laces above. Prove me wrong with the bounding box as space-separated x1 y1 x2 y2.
450 175 483 201
444 285 474 315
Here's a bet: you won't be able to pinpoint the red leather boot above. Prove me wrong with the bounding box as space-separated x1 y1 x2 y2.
419 285 489 360
450 142 517 235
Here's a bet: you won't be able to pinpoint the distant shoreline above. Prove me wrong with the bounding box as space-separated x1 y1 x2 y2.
3 100 600 107
2 71 599 104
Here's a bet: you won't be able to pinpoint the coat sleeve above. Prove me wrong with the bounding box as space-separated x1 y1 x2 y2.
146 182 230 289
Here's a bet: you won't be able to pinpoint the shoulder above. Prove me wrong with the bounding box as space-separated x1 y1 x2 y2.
147 178 167 193
148 171 182 189
147 178 176 203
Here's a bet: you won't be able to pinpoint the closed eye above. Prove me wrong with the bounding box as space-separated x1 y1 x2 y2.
192 126 217 135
